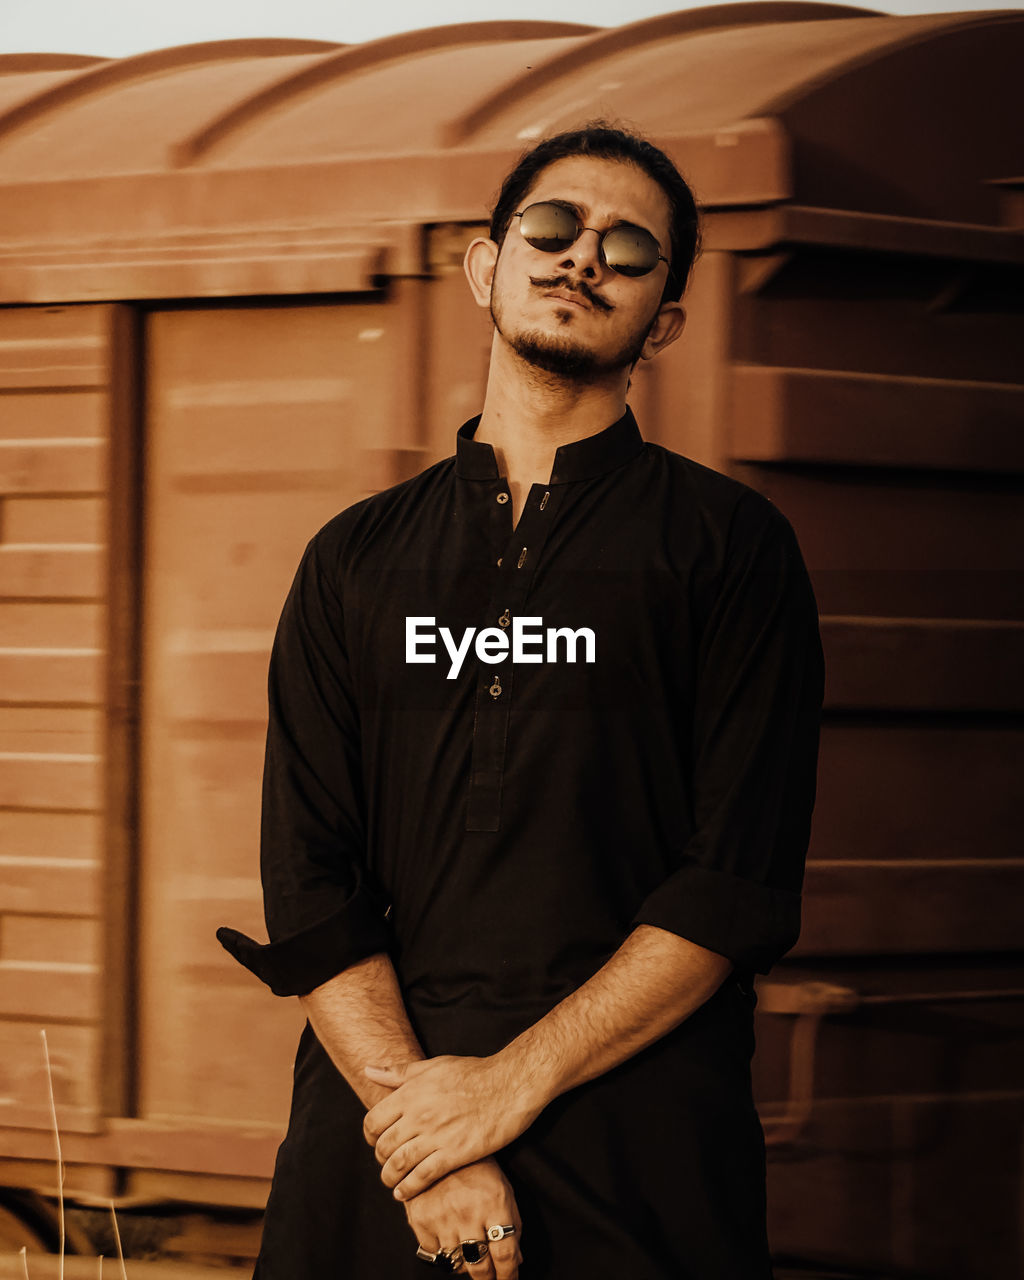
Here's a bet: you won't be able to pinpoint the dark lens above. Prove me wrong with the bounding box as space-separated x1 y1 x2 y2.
519 202 579 253
601 225 660 276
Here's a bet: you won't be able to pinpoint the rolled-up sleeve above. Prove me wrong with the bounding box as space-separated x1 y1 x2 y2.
217 532 390 996
633 494 825 974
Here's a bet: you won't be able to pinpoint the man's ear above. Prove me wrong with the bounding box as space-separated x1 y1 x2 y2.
463 237 499 308
640 302 687 361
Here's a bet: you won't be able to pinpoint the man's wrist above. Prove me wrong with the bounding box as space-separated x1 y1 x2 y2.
490 1034 560 1118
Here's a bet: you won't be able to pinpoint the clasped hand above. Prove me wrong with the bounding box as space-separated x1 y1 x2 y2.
363 1054 542 1199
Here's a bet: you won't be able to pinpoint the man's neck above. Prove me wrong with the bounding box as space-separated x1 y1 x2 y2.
475 338 630 523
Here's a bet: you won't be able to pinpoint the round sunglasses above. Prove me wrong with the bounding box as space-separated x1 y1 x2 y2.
514 201 670 279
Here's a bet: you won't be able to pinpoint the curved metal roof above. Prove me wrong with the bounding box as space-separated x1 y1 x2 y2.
0 6 1019 303
0 39 347 179
0 7 1012 176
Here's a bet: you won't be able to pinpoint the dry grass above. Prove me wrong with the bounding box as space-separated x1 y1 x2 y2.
24 1030 127 1280
106 1207 125 1280
39 1031 64 1280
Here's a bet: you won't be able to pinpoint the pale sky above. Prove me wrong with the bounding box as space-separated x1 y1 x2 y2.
0 0 1016 58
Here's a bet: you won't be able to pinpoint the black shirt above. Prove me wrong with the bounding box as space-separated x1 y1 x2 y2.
219 408 824 1279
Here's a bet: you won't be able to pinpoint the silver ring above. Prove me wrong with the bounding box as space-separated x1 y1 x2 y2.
486 1224 516 1242
415 1245 448 1268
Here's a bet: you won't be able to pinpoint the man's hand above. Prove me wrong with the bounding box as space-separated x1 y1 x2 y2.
403 1157 522 1280
364 1056 544 1200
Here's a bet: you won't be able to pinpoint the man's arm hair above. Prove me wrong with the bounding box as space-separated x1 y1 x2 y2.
299 953 425 1108
498 923 731 1102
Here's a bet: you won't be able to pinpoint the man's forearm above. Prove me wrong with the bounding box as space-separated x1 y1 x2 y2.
300 951 425 1109
499 924 733 1110
365 925 734 1196
303 956 526 1272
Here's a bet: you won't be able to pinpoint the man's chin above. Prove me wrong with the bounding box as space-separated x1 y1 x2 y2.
509 330 601 380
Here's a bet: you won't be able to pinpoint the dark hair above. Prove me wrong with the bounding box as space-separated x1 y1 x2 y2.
489 122 702 302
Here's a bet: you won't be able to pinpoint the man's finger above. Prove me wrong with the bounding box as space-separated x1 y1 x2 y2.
488 1236 520 1280
392 1149 454 1199
379 1136 436 1186
373 1120 413 1165
363 1095 402 1144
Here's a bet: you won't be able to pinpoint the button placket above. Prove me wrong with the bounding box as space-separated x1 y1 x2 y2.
465 484 564 832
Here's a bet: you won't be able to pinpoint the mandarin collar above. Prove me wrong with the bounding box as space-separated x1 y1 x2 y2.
455 408 644 484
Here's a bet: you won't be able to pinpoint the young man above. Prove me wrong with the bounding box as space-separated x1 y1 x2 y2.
219 124 824 1279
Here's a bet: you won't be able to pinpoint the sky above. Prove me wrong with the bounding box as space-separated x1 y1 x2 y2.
0 0 1016 58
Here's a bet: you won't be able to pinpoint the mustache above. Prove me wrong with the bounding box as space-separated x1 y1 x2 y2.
529 274 614 313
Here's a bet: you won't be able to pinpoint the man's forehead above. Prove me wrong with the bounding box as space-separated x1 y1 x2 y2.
522 155 671 236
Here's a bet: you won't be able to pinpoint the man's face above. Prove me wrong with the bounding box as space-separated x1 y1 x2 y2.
487 155 678 380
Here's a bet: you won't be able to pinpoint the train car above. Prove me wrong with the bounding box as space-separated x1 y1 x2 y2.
0 5 1021 1274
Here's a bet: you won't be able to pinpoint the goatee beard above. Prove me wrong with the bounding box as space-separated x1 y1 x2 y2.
490 304 651 382
506 329 600 380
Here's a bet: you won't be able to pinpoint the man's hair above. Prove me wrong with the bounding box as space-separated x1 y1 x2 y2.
488 122 702 302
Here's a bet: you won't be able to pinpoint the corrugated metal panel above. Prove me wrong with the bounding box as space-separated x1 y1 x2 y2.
0 305 111 1136
138 299 427 1126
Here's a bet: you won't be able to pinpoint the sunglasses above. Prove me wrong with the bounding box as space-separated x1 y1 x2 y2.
514 201 671 279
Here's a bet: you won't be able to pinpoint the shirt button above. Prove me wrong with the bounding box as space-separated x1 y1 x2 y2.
496 492 509 504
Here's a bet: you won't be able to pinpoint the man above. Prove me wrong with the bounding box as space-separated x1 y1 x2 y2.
218 123 825 1279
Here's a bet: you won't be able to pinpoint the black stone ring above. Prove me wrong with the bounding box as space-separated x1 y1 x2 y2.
460 1238 490 1265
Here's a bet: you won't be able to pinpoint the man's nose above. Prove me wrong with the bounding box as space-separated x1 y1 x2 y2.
557 228 603 277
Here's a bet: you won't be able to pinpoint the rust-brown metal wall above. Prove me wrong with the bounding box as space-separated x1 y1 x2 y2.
0 305 111 1198
139 300 420 1130
720 240 1024 1276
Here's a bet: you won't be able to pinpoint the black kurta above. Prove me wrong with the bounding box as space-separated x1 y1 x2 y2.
218 408 825 1279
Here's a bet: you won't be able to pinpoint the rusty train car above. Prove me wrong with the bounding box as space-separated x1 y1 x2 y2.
0 4 1022 1275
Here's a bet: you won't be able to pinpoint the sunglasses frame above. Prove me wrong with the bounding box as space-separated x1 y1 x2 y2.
513 200 671 280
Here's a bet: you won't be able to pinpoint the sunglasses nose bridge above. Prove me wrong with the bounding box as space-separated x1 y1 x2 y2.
557 223 605 272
